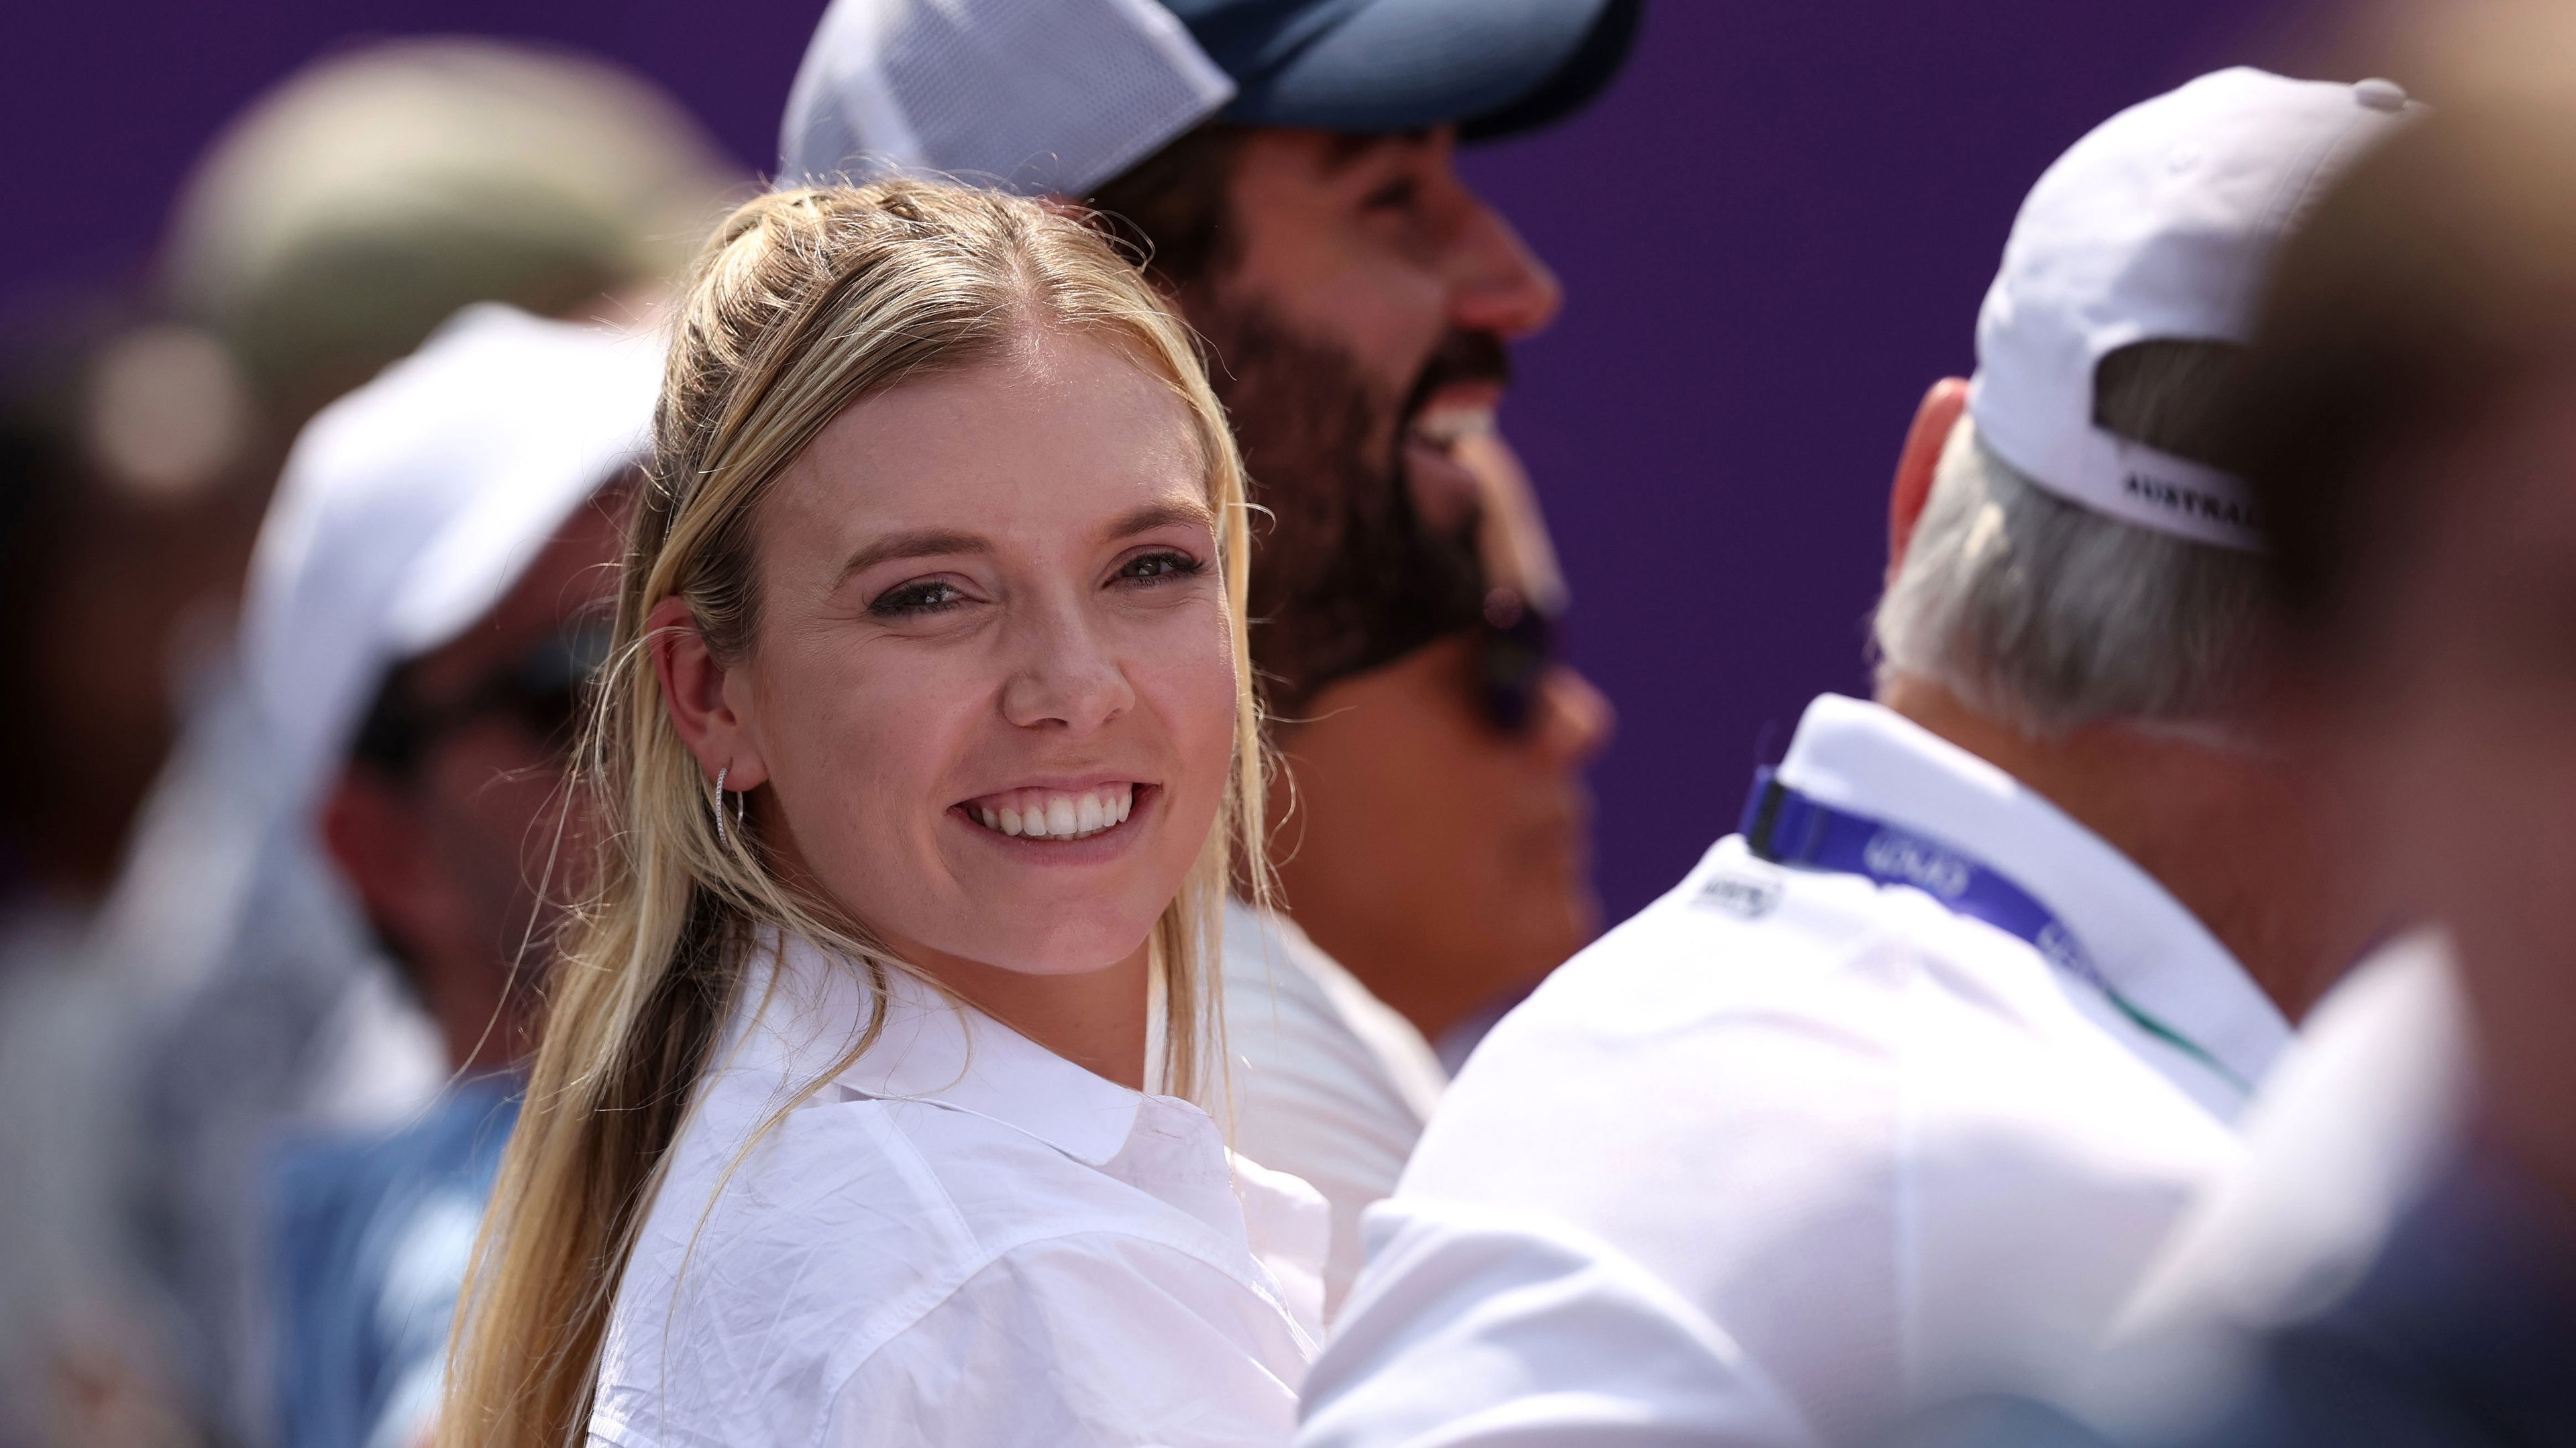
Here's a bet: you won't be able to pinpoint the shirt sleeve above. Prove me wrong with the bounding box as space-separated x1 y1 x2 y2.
1298 1201 1819 1448
818 1231 1311 1447
1387 923 1913 1443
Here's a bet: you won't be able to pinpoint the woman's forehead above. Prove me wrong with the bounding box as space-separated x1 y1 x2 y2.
764 339 1208 564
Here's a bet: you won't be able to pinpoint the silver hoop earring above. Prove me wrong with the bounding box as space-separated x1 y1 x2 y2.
714 765 731 848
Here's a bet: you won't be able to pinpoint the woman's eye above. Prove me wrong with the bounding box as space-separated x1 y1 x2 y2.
1118 549 1206 586
868 579 968 617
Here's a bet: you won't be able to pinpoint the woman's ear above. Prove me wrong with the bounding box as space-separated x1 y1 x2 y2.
1889 378 1971 583
646 596 770 791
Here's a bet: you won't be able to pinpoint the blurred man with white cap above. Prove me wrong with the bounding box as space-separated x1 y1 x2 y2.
62 305 655 1448
245 303 659 1448
780 0 1631 1315
1295 70 2420 1447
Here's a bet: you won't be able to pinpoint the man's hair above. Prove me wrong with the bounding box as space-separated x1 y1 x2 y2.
1872 341 2270 736
1088 123 1250 290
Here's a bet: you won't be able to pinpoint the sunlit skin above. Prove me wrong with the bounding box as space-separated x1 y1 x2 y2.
1269 636 1613 1042
1220 126 1560 562
321 494 625 1074
1210 127 1619 1041
651 331 1240 1088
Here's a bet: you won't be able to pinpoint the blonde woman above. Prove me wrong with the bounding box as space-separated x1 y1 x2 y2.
439 181 1322 1448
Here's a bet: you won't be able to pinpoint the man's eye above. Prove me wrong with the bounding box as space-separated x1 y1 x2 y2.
869 580 967 616
1119 550 1205 586
1362 175 1421 213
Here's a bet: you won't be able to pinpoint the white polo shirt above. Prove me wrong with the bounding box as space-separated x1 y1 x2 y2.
1300 694 2292 1447
591 934 1326 1448
1219 899 1449 1319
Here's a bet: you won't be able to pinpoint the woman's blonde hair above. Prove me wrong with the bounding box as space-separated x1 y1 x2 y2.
438 180 1264 1448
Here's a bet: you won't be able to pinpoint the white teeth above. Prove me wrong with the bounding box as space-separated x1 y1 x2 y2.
967 784 1136 840
1410 405 1495 447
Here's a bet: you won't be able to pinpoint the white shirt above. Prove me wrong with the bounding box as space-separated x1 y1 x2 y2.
2076 932 2471 1439
591 934 1326 1448
1219 900 1448 1317
1301 694 2294 1447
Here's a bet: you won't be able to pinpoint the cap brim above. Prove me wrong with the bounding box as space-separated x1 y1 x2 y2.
1220 0 1639 142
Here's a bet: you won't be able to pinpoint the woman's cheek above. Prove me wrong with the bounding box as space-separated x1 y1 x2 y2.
1152 611 1244 788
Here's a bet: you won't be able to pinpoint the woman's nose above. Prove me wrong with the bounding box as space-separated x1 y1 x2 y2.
998 615 1136 732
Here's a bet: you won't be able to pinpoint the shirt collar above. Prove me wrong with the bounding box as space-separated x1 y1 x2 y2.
724 932 1146 1166
1773 693 2292 1104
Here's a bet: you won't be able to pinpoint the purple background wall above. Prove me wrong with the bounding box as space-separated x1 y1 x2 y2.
3 1 2341 926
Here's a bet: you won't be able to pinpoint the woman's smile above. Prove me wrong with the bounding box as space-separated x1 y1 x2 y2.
959 779 1143 840
951 780 1159 861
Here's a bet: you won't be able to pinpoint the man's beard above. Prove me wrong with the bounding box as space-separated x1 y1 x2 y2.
1191 291 1509 719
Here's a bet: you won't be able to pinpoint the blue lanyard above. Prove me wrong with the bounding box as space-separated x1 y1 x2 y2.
1739 767 2250 1097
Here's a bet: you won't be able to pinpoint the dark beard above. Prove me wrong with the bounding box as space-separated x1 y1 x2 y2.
1189 294 1504 719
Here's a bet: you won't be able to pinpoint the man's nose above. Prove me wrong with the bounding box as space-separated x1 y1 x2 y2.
999 614 1135 732
1446 194 1563 341
1530 663 1615 767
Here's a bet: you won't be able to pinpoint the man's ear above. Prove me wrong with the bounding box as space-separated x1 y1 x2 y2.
647 596 769 792
1889 378 1971 583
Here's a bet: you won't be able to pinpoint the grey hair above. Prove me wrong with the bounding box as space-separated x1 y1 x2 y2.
1871 347 2272 737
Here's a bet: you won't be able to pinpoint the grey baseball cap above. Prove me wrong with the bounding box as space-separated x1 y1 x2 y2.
781 0 1640 198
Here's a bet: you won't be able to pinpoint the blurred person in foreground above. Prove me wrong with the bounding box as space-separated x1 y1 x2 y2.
1939 23 2576 1447
22 40 731 1447
0 303 261 1446
781 0 1629 1310
1297 70 2415 1448
252 305 656 1448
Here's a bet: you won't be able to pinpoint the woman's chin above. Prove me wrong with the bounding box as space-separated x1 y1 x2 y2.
922 912 1164 980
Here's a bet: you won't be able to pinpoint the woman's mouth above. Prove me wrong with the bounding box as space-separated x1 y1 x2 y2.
959 782 1138 842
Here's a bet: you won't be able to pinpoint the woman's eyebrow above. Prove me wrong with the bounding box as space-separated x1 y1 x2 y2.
837 528 990 583
1102 498 1215 541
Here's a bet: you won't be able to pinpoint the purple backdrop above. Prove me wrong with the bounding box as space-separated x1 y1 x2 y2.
2 1 2340 926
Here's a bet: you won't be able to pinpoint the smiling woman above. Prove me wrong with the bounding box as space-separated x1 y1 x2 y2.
436 182 1302 1448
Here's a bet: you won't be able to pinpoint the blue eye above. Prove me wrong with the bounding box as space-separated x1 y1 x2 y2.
869 579 967 616
1119 550 1205 586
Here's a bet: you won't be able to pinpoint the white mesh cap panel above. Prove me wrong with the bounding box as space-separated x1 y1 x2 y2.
782 0 1236 197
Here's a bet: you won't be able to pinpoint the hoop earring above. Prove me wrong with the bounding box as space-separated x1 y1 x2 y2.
714 765 731 848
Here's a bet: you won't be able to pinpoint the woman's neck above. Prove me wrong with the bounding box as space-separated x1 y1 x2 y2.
902 942 1155 1090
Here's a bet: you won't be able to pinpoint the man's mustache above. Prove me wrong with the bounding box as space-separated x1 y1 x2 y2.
1401 331 1513 423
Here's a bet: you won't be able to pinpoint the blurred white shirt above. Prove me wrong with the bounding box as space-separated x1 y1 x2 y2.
1220 899 1448 1317
1301 694 2292 1447
592 933 1325 1448
2076 932 2472 1439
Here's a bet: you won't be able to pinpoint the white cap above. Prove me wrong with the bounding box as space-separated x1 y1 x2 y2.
779 0 1633 200
240 302 662 804
1969 68 2420 551
781 0 1235 197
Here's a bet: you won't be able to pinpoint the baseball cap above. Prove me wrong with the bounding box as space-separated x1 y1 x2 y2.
241 302 661 805
1969 68 2421 551
780 0 1640 197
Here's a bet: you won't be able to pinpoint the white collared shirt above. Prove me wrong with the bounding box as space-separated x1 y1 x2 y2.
590 935 1326 1448
1300 694 2292 1447
1218 899 1448 1319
